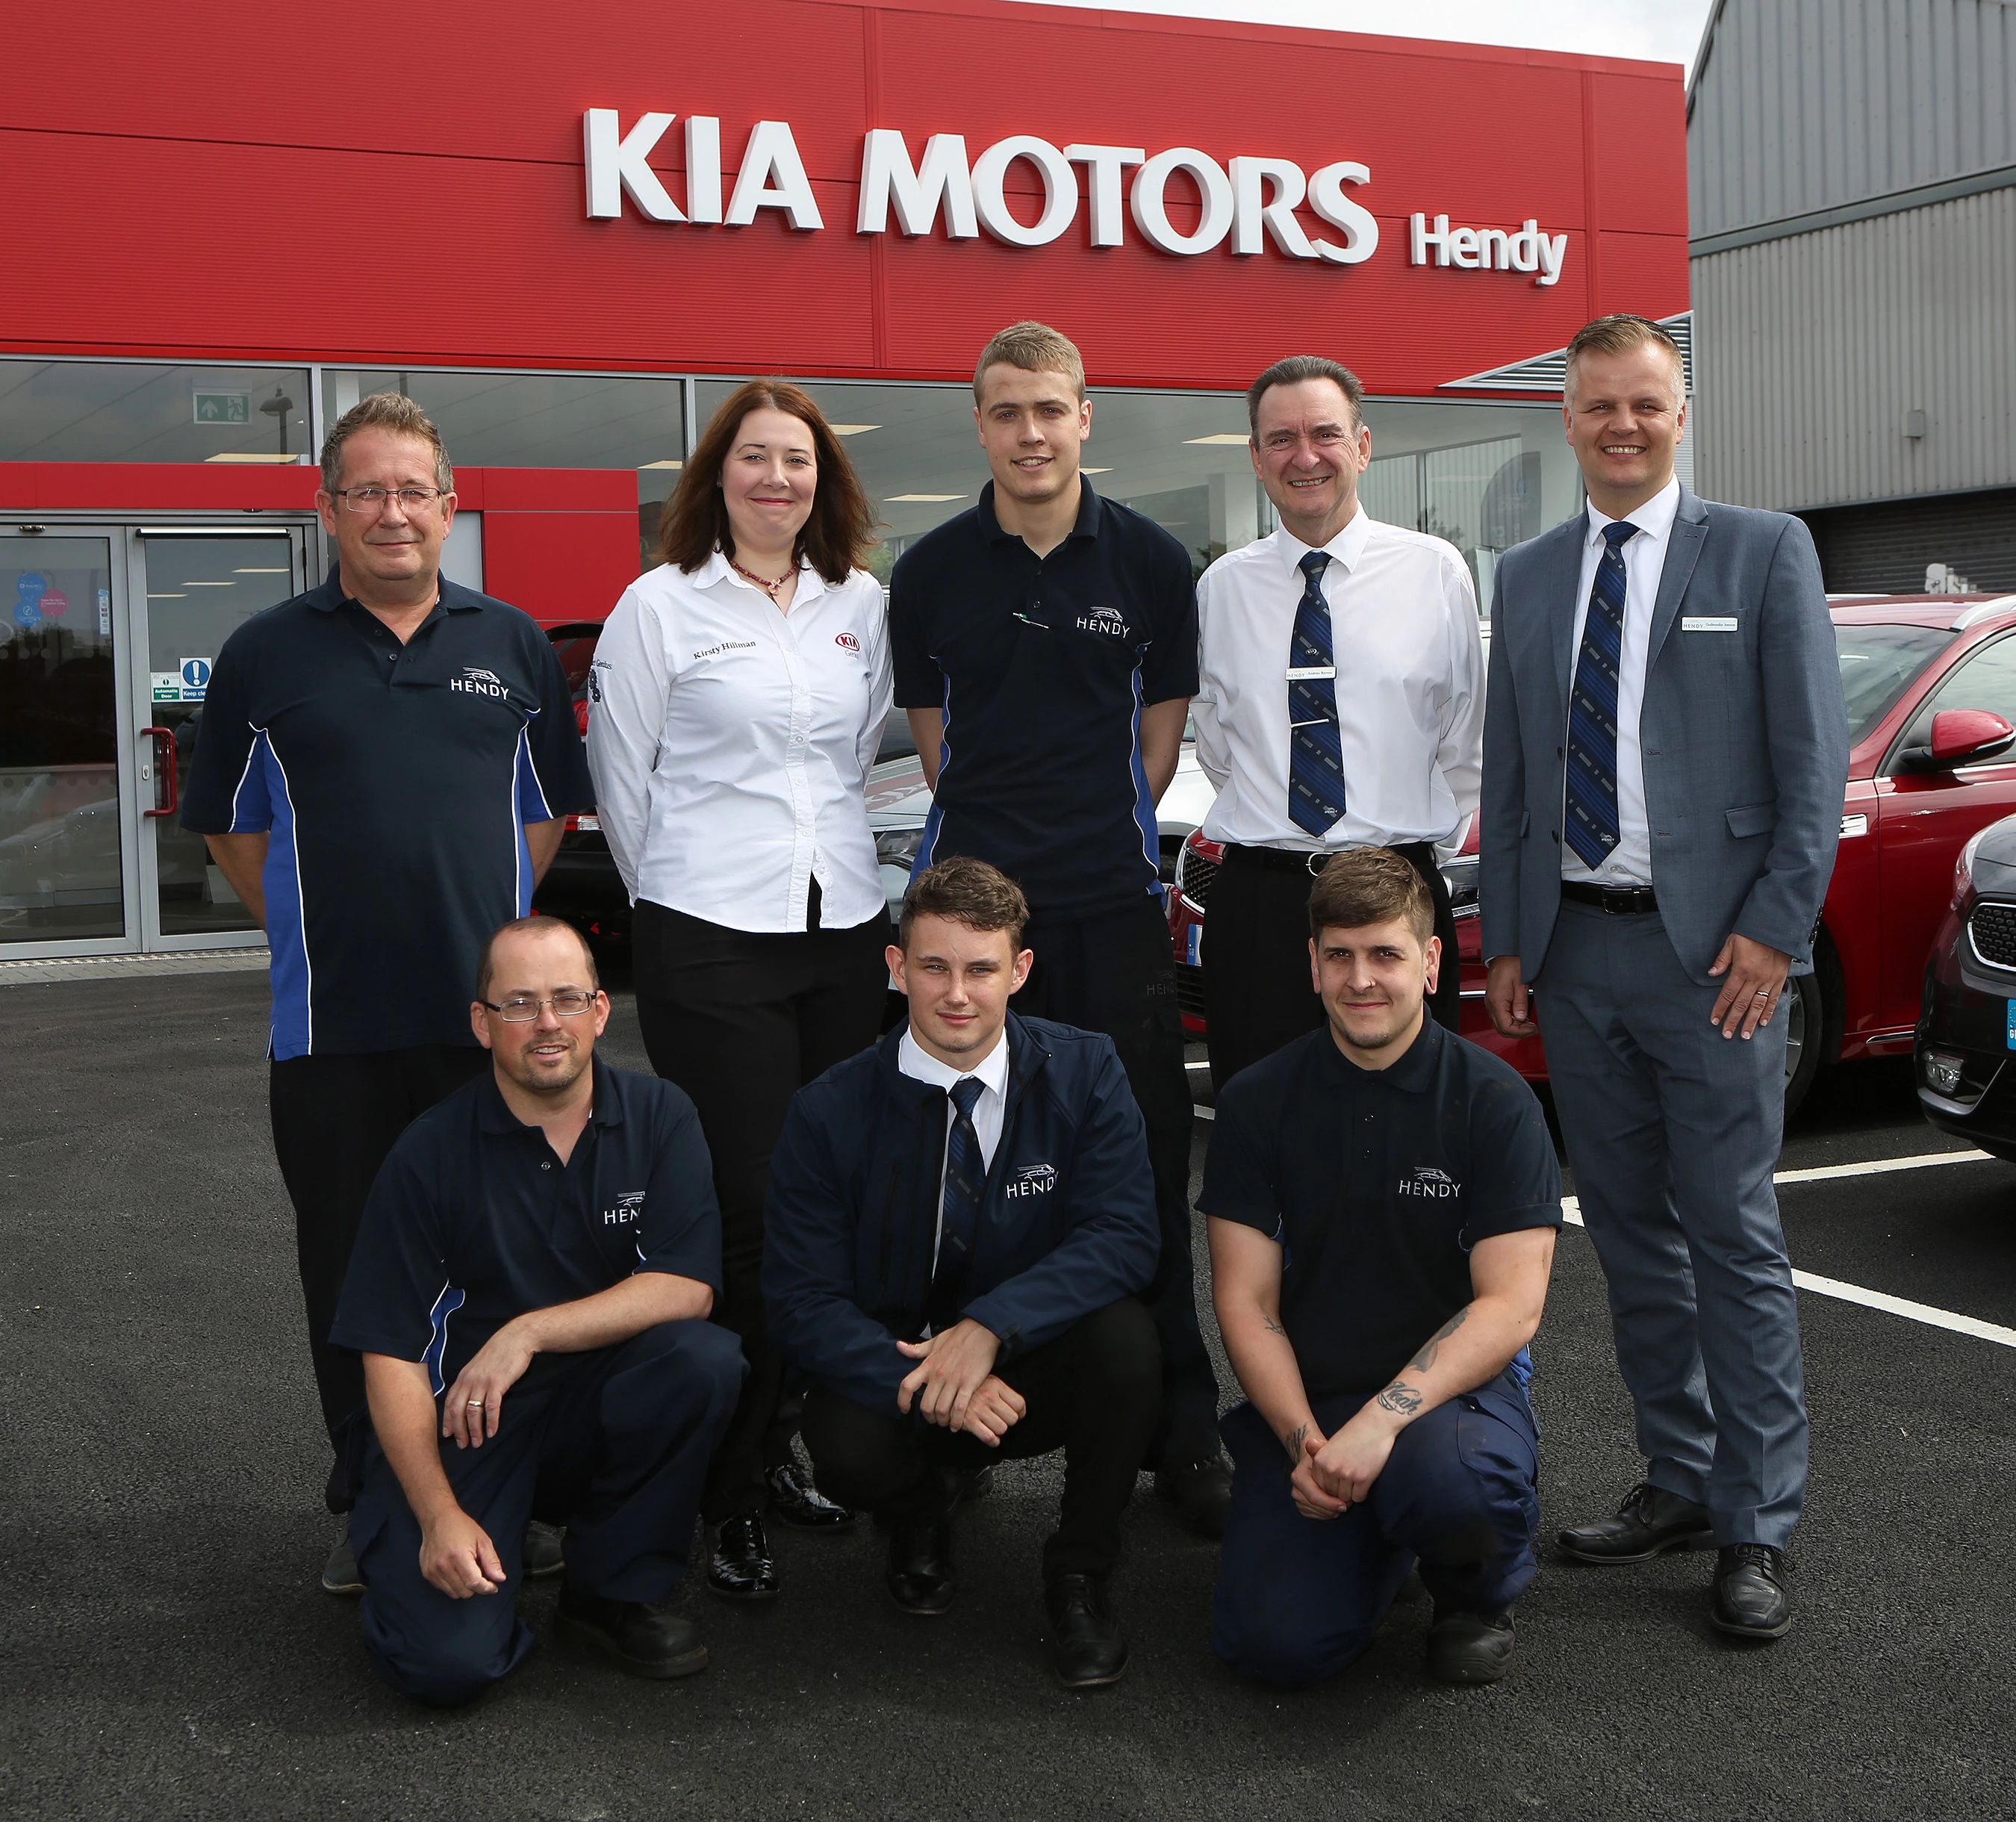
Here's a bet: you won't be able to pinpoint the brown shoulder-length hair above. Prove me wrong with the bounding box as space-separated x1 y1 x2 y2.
658 379 879 584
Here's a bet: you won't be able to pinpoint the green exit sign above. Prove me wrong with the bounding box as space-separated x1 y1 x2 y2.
193 391 251 425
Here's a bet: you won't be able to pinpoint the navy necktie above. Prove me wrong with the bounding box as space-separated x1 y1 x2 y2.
1564 520 1640 870
928 1075 986 1327
1287 549 1348 837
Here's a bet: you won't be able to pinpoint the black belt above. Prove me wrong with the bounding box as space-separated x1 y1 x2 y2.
1225 840 1435 877
1561 880 1659 915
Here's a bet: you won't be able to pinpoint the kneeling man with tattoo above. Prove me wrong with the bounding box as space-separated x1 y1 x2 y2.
1205 848 1561 1687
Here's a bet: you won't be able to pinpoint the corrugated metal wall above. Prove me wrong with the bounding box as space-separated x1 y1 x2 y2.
1692 187 2016 509
1690 0 2016 237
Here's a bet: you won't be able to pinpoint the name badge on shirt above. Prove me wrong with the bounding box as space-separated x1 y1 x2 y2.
1681 616 1739 632
1286 665 1337 680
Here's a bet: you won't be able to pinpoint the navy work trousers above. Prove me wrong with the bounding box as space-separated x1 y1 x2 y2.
1212 1373 1540 1689
352 1319 744 1707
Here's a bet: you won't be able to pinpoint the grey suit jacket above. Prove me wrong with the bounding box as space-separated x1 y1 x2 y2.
1478 487 1849 988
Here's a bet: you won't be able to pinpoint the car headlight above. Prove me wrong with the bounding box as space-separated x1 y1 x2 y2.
1955 828 1987 910
875 829 924 871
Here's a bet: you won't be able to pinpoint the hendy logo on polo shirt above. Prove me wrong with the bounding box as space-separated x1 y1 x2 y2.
1005 1163 1057 1198
451 667 510 699
1074 606 1130 640
1398 1166 1460 1199
603 1190 647 1225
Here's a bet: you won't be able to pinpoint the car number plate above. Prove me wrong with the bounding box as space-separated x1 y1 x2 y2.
1185 923 1204 967
2006 1001 2016 1050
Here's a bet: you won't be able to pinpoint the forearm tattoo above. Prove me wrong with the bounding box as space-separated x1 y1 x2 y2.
1375 1381 1424 1417
1406 1306 1470 1374
1283 1423 1308 1464
1262 1316 1287 1336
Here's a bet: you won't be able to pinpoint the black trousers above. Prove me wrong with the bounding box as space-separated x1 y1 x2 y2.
1202 842 1460 1095
353 1319 745 1707
632 893 892 1523
270 1042 492 1497
801 1297 1161 1578
1015 896 1220 1466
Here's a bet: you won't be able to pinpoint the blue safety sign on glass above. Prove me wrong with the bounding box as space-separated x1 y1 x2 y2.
179 657 212 702
13 570 45 631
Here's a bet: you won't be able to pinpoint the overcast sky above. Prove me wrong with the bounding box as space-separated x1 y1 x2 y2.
1010 0 1717 73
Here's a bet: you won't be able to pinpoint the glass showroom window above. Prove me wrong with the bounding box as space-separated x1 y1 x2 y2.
323 370 686 568
0 358 314 464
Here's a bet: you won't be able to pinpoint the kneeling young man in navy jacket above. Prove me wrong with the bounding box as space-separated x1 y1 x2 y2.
1205 848 1561 1688
765 856 1162 1687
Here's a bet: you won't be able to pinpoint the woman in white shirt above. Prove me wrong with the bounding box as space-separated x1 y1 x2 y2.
588 379 891 1602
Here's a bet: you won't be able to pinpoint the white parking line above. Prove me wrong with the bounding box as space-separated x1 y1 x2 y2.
1560 1148 2016 1347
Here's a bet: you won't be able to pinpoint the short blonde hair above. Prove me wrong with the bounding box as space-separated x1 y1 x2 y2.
320 392 453 496
972 321 1086 405
1564 314 1685 401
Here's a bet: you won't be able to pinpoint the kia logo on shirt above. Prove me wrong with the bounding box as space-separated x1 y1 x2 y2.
1005 1163 1057 1198
835 631 861 652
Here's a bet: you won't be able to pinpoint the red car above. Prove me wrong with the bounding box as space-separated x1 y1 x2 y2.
1171 593 2016 1114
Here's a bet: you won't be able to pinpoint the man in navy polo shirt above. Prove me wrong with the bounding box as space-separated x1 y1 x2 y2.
1204 848 1561 1689
890 320 1227 1535
765 858 1162 1688
332 915 741 1706
182 393 594 1592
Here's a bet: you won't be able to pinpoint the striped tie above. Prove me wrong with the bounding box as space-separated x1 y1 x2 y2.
1564 520 1640 870
1287 550 1348 837
928 1075 986 1328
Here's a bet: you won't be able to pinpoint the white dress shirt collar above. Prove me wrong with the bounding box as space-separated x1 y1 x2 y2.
1584 476 1681 550
692 545 828 607
1276 503 1373 580
897 1023 1011 1101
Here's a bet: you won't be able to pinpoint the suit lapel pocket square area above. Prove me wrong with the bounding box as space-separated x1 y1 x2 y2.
1682 616 1740 632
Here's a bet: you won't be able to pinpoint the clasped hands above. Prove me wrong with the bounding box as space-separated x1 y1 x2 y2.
1288 1409 1401 1521
896 1318 1024 1445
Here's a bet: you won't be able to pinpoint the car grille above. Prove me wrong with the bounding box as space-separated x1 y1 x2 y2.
1176 846 1219 911
1175 962 1207 1019
1970 901 2016 968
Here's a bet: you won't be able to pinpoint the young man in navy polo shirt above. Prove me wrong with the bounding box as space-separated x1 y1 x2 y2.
182 394 594 1591
331 915 742 1706
764 858 1162 1688
890 321 1227 1535
1204 848 1561 1688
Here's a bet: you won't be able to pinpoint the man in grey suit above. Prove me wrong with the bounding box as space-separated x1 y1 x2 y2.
1479 314 1847 1642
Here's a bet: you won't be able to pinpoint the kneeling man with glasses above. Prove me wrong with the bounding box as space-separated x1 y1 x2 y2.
765 857 1163 1687
330 915 743 1706
1205 848 1561 1688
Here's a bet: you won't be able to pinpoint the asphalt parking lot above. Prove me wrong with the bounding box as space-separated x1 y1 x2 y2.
4 963 2015 1821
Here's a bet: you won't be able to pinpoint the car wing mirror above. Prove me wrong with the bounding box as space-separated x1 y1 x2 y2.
1899 708 2016 772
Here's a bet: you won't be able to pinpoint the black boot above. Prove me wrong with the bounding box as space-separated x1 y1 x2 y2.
706 1514 780 1601
1045 1573 1129 1688
556 1583 708 1679
886 1519 956 1614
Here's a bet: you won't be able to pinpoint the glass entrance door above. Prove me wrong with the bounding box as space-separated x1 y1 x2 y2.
134 529 311 947
0 533 126 945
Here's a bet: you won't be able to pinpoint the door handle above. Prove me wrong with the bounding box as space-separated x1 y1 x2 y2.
143 727 178 818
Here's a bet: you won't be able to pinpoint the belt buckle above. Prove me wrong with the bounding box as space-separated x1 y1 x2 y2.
1306 851 1328 878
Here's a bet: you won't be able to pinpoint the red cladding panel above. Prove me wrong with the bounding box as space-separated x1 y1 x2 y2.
0 463 320 512
482 511 638 626
3 1 1687 394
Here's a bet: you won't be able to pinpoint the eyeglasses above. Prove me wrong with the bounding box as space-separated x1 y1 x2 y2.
480 989 600 1022
329 485 447 514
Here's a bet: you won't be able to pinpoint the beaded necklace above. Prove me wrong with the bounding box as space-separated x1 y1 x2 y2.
729 554 795 603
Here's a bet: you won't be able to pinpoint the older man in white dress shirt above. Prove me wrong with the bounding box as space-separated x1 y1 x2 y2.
1192 355 1484 1092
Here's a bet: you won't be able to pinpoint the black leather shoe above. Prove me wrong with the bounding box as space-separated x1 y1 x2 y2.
556 1583 708 1679
706 1514 780 1601
766 1462 855 1531
320 1517 364 1596
1427 1607 1517 1684
1712 1543 1791 1640
1045 1573 1129 1688
886 1520 956 1614
1558 1482 1714 1564
1156 1450 1233 1540
523 1520 566 1577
